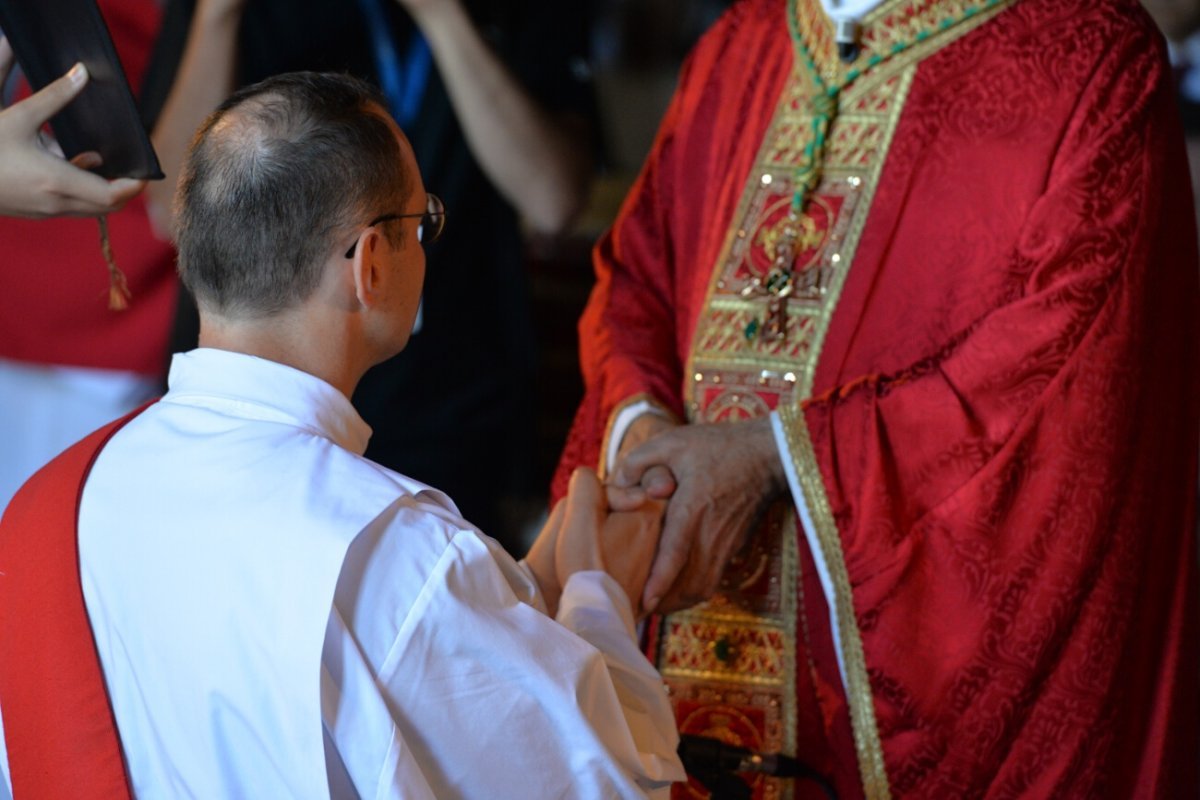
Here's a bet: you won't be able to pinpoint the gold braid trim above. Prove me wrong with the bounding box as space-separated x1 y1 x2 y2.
778 401 890 800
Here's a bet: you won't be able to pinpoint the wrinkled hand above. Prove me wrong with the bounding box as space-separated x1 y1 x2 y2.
0 41 145 218
612 417 786 614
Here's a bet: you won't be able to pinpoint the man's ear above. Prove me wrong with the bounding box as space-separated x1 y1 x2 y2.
350 228 385 308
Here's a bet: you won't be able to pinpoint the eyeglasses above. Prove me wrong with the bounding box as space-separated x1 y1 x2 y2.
344 193 445 258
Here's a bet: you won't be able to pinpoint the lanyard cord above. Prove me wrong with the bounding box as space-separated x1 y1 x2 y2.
356 0 433 128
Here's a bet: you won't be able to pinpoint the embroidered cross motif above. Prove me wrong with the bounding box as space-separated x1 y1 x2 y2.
743 216 828 342
742 265 794 342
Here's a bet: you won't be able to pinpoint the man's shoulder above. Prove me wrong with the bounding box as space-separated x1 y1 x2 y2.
87 397 489 561
325 442 492 558
1007 0 1169 113
353 450 464 519
290 438 479 549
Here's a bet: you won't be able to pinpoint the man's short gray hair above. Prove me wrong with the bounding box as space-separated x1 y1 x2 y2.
175 72 411 318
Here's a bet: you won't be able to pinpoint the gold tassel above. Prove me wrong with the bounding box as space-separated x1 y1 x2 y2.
98 215 131 311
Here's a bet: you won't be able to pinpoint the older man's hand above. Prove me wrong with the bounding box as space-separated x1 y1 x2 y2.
611 417 787 614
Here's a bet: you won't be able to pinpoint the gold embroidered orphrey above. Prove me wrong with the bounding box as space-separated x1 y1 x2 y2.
652 1 1014 798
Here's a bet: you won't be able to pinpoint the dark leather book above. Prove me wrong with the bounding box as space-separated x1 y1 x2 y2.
0 0 163 179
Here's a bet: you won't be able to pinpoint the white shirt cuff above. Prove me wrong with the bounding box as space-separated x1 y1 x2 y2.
606 402 672 475
556 570 637 643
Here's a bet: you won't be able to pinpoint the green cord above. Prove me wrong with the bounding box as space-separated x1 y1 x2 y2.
782 0 1001 217
743 0 1005 343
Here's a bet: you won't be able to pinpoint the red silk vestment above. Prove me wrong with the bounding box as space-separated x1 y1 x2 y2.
0 409 149 800
555 0 1200 797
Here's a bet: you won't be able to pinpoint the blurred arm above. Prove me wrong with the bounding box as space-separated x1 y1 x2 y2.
145 0 245 237
401 0 592 234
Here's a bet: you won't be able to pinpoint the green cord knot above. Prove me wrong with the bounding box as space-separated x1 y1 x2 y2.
781 0 1003 220
811 91 838 118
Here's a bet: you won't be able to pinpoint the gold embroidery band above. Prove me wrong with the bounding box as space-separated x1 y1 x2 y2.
681 42 918 800
780 403 891 799
670 1 1015 797
773 5 1014 798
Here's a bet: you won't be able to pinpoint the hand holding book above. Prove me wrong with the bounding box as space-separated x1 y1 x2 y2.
0 38 144 218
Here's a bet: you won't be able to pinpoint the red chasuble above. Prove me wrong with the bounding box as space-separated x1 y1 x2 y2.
555 0 1200 797
0 410 147 800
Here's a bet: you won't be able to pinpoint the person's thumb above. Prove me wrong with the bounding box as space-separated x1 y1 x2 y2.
564 467 604 524
15 62 88 131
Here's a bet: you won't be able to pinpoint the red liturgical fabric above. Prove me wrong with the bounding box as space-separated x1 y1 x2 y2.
0 407 150 800
556 0 1200 795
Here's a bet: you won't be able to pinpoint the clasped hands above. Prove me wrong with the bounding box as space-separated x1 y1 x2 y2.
527 414 787 620
525 468 664 619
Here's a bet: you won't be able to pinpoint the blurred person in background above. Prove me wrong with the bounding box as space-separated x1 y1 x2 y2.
0 1 176 516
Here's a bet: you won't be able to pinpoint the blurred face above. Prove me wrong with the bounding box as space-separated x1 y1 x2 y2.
371 110 428 358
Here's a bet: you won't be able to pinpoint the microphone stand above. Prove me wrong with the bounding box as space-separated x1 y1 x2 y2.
677 734 838 800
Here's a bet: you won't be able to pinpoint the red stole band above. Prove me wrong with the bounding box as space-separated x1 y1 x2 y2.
0 406 151 800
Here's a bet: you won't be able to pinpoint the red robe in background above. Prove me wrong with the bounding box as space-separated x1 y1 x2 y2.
0 0 174 376
555 0 1200 797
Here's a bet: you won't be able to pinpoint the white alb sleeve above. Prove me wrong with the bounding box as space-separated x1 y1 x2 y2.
356 527 682 799
557 571 683 793
605 401 672 474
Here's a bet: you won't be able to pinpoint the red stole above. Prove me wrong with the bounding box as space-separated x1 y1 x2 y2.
0 407 150 800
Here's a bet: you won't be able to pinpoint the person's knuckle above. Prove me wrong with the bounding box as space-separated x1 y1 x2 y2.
663 548 688 572
680 587 710 608
33 185 61 214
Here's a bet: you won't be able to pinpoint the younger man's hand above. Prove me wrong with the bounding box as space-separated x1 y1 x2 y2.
555 468 666 618
528 468 666 618
595 500 666 619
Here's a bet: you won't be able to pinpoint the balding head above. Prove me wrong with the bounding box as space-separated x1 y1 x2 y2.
175 72 412 319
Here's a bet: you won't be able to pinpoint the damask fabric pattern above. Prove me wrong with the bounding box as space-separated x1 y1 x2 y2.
555 0 1200 796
